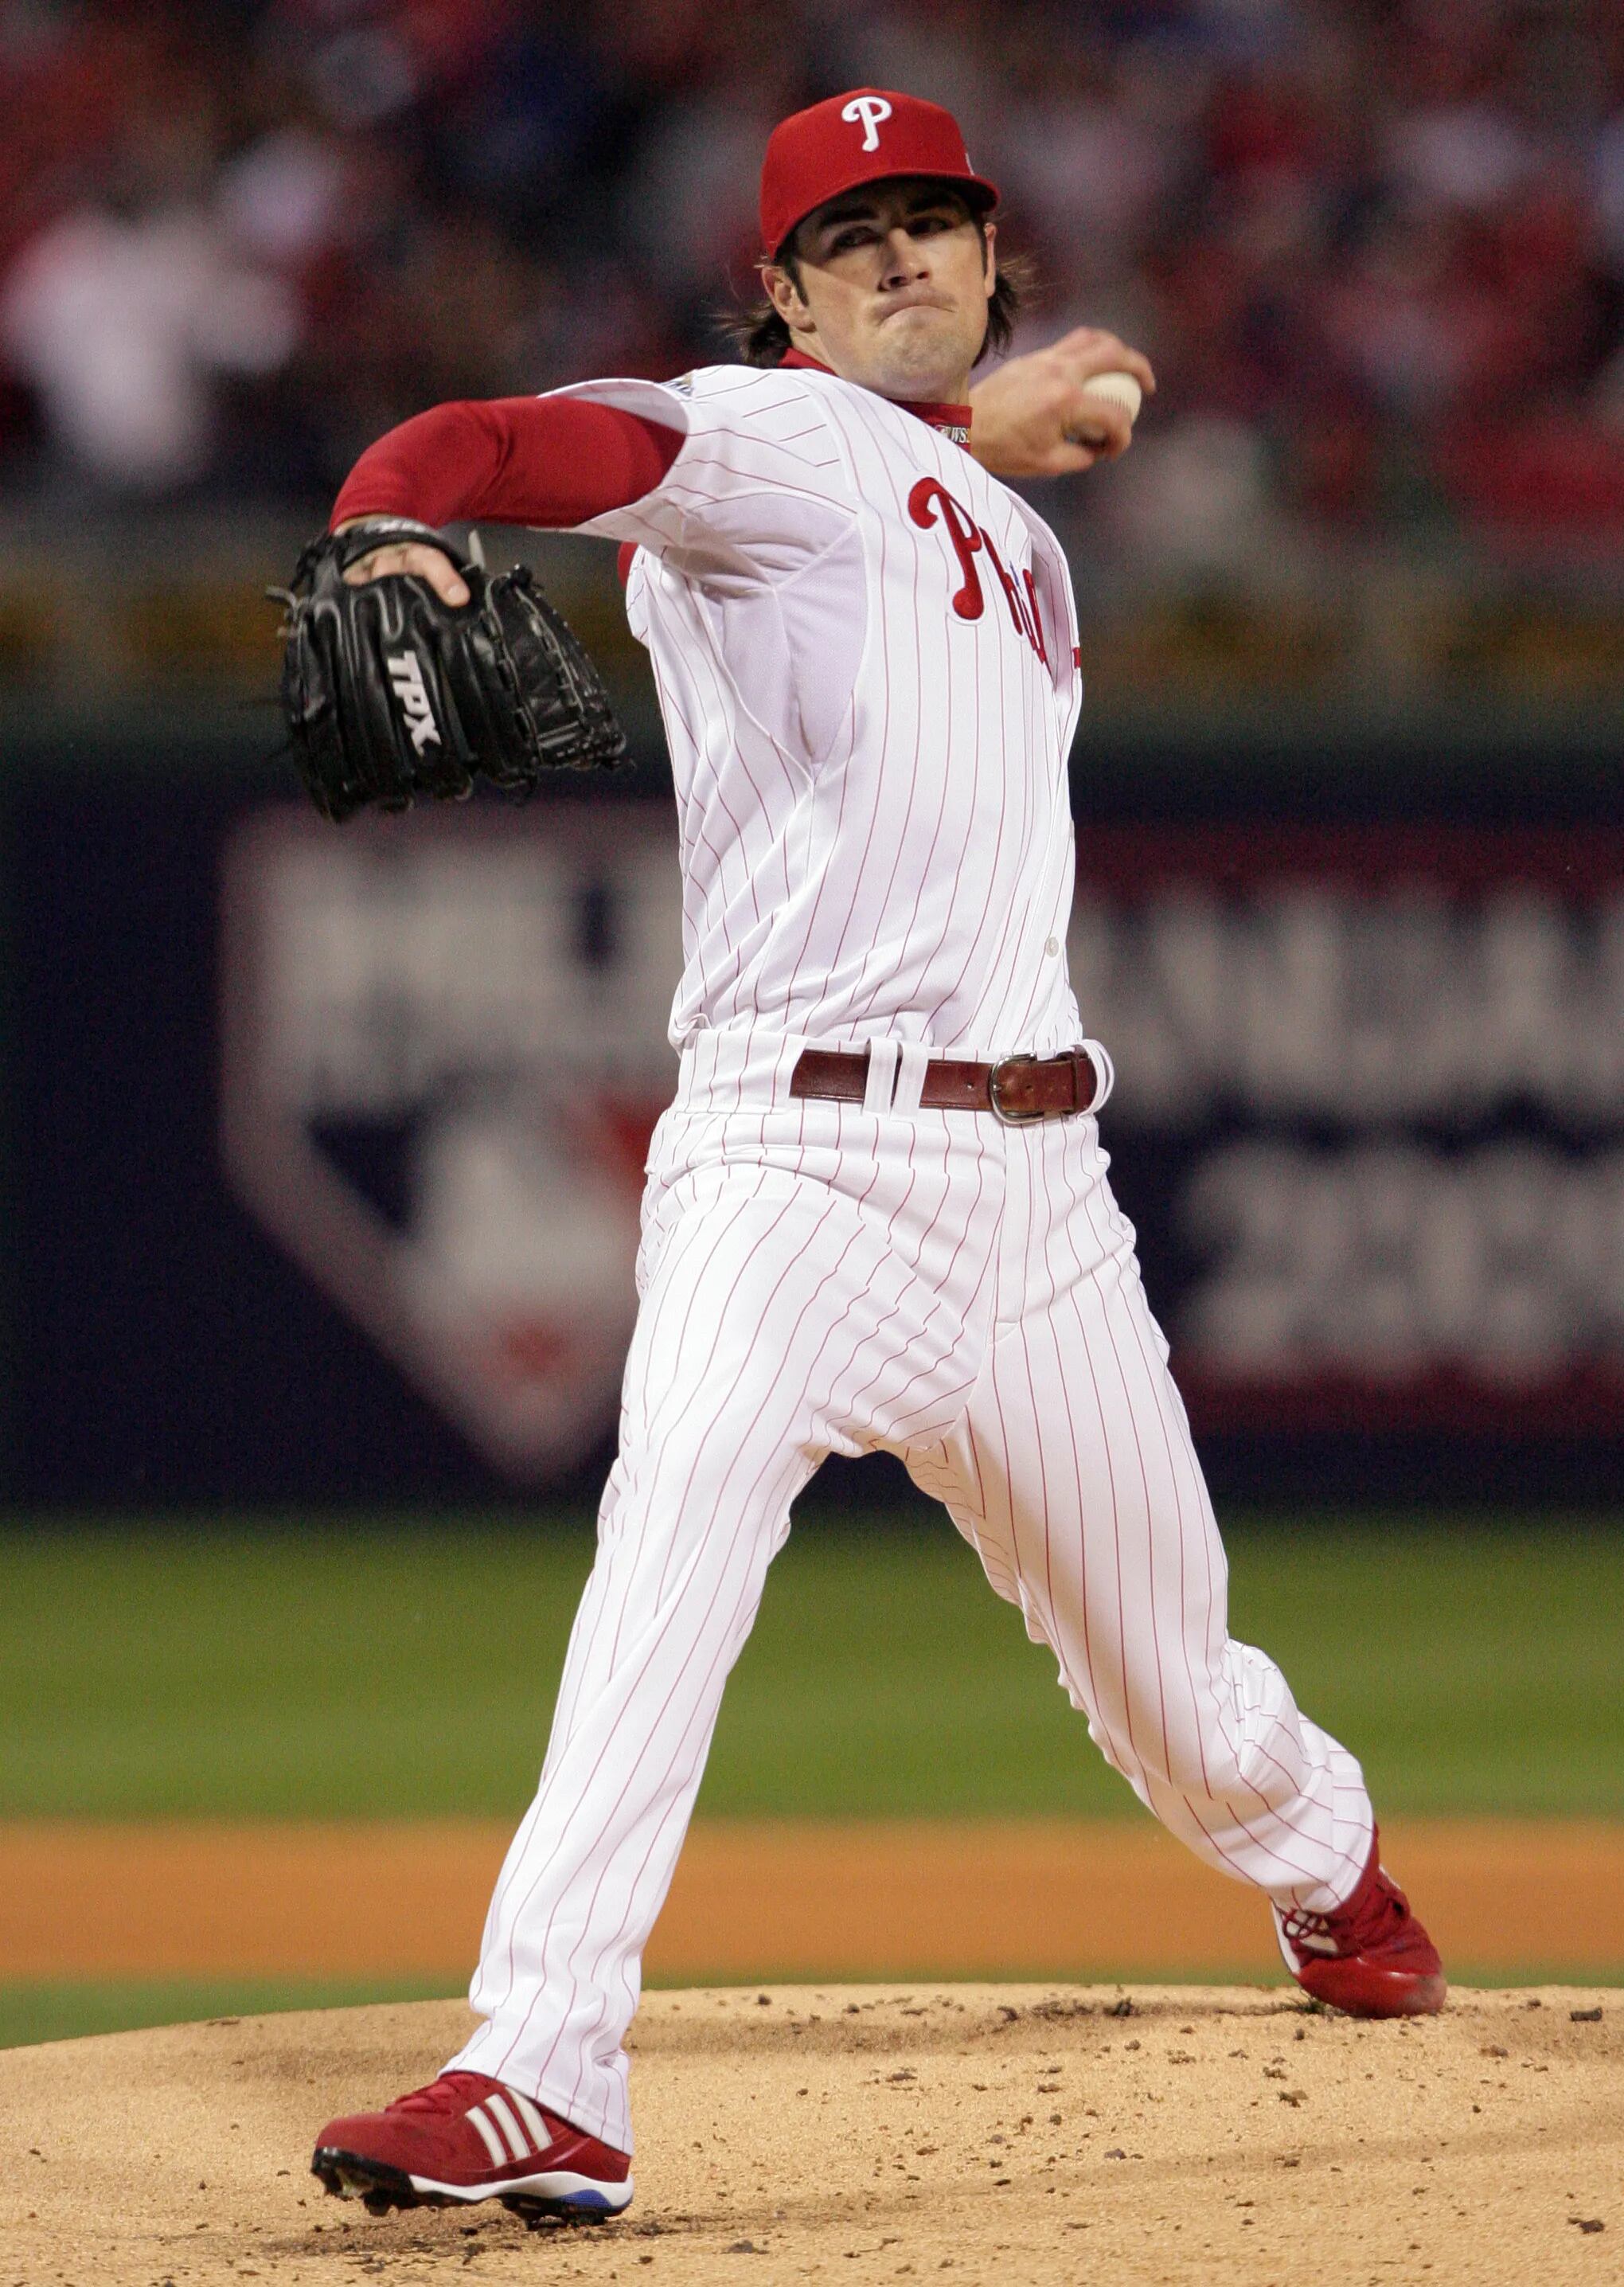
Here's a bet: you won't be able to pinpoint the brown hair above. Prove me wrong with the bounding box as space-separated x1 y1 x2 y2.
719 208 1036 371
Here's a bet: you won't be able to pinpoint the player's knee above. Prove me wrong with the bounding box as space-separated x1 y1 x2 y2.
1129 1718 1239 1802
1079 1701 1146 1785
608 1423 803 1562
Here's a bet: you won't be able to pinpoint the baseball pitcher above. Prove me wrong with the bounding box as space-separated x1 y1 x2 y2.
304 89 1444 2227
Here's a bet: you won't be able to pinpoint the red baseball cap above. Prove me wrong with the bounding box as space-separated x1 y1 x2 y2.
759 88 998 261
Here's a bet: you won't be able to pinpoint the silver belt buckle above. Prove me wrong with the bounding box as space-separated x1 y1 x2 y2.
987 1053 1044 1124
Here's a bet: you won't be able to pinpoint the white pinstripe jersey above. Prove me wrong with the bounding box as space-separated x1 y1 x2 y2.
559 361 1086 1059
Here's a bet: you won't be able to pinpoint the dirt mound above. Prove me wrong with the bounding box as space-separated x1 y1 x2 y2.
2 1985 1619 2285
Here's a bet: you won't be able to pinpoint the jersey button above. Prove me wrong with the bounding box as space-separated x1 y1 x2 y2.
1044 935 1060 956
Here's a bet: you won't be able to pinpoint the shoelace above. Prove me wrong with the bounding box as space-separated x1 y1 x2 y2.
1281 1872 1407 1957
388 2070 498 2117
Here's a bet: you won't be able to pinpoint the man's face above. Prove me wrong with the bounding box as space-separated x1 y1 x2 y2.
763 178 996 404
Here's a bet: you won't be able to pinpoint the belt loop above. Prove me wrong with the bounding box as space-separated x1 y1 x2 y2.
863 1038 900 1113
1079 1038 1115 1112
892 1040 930 1115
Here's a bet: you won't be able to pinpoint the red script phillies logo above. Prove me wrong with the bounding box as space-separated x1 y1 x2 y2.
908 478 1048 663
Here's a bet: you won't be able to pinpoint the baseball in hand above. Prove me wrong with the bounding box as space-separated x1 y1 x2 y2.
1066 370 1143 448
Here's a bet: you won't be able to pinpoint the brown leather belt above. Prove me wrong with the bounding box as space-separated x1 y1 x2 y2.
790 1045 1102 1124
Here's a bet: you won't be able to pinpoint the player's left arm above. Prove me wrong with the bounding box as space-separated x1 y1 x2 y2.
967 327 1156 481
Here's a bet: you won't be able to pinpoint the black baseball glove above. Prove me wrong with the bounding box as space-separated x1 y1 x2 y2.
273 518 627 823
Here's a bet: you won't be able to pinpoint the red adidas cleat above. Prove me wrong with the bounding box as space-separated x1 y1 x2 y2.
311 2069 633 2223
1272 1831 1446 2018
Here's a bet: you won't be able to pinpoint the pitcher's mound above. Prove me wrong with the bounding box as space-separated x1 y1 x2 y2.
2 1984 1619 2285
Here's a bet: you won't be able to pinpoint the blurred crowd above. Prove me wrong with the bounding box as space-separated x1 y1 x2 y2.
4 0 1624 563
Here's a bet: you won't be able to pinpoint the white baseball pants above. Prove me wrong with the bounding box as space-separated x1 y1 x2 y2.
447 1034 1375 2152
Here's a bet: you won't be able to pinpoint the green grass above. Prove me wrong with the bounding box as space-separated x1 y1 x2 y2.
3 1514 1615 2050
0 1512 1619 1821
3 1955 1611 2054
0 1976 460 2051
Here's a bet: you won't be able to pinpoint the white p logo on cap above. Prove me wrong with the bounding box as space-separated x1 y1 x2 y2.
841 95 892 151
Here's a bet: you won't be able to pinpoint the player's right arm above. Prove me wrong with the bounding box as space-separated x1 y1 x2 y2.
968 327 1155 479
330 395 685 601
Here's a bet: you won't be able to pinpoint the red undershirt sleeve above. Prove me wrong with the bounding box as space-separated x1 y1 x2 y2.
329 396 685 534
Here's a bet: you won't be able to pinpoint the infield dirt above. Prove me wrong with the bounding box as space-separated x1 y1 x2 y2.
2 1985 1619 2287
7 1817 1624 1981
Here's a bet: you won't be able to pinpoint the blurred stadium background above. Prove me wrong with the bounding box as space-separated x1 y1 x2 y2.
0 0 1621 2046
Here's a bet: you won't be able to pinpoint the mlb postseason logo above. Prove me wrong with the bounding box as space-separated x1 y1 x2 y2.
221 805 683 1476
1070 825 1624 1430
221 810 1624 1468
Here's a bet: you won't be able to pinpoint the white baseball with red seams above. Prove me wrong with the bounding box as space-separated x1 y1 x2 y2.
443 360 1375 2152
